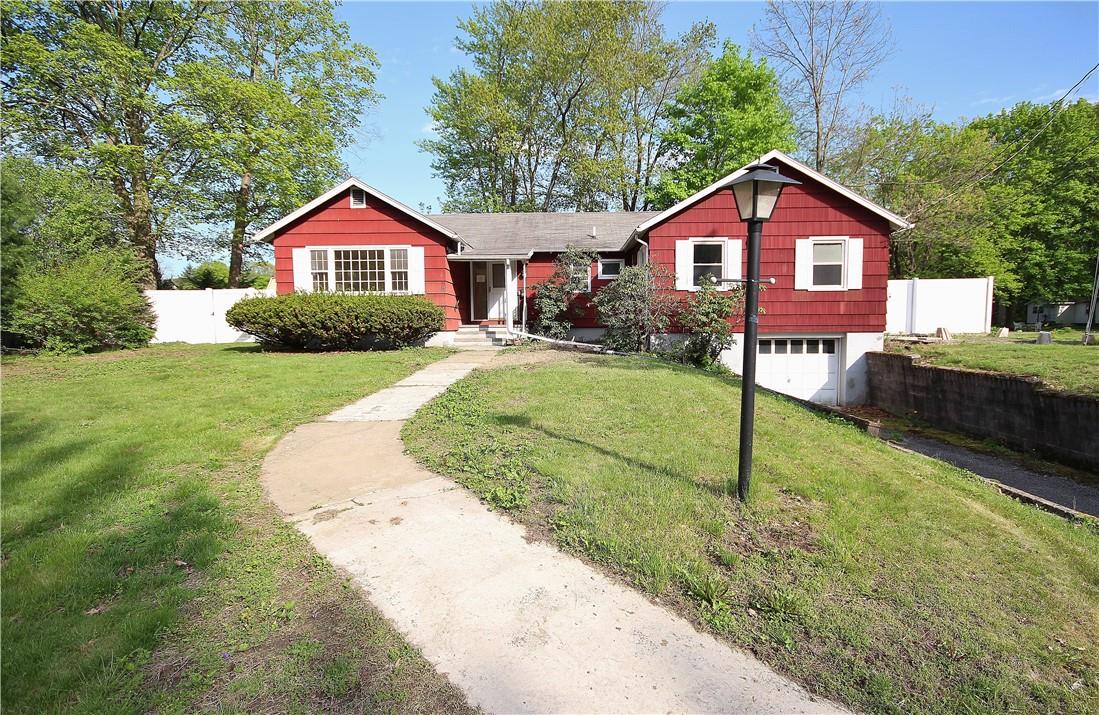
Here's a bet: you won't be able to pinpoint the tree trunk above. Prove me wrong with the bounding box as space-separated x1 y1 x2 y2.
128 171 161 288
228 169 252 287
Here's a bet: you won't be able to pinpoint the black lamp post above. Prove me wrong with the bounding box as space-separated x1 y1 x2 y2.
725 164 800 501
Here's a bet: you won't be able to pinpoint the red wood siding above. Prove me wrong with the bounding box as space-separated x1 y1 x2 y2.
647 160 891 333
271 189 462 330
521 253 626 328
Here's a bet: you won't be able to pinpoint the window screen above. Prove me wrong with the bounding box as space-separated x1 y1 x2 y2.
692 243 723 287
812 242 844 287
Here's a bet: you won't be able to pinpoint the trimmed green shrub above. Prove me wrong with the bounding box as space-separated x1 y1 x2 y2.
225 292 445 350
9 249 155 354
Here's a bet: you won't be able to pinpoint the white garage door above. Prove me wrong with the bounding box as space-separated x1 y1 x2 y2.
757 337 840 405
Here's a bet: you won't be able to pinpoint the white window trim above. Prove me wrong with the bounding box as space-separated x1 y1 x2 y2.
807 236 848 292
306 245 411 294
350 187 367 208
598 258 624 279
688 237 727 291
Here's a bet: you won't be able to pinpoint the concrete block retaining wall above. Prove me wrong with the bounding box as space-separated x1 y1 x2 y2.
866 352 1099 470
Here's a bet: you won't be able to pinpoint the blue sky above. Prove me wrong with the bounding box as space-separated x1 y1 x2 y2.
338 0 1098 211
167 1 1098 275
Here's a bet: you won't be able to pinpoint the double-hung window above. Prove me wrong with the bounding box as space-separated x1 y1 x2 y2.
310 250 329 292
811 241 845 289
308 247 411 293
692 242 724 288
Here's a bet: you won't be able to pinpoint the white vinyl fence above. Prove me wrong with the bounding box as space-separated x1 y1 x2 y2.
886 277 994 335
145 284 274 344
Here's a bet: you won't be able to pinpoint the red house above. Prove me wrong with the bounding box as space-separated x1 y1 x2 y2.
253 151 910 405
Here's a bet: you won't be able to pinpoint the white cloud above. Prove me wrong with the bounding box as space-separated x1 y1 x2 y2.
421 120 439 135
972 94 1014 106
1032 87 1069 102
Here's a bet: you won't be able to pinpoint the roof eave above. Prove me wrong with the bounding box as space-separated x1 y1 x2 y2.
631 150 913 237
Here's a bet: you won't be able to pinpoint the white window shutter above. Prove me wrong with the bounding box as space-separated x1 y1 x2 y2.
291 248 312 291
723 239 742 290
674 240 692 290
794 239 812 290
846 238 863 290
407 246 426 294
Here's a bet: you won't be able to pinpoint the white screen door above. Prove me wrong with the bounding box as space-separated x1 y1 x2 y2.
488 263 506 319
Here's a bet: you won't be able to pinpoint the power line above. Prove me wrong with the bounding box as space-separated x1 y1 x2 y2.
897 62 1099 228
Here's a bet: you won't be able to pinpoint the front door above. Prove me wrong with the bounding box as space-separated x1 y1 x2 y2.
472 262 507 321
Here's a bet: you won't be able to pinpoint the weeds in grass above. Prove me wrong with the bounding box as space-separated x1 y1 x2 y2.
2 345 471 714
405 354 1099 715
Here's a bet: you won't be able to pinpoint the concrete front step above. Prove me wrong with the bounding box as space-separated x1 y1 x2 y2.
455 325 515 347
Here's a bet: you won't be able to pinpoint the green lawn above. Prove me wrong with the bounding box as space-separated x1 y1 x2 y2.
886 328 1099 396
2 344 470 714
404 353 1099 715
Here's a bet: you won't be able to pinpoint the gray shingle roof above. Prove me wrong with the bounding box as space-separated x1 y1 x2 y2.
428 211 660 256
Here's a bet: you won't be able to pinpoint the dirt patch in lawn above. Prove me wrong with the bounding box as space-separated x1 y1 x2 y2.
490 344 594 368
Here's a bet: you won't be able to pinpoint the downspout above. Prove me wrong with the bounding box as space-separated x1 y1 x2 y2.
505 259 514 334
521 260 528 333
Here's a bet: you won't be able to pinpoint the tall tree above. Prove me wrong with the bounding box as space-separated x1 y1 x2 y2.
648 41 796 208
835 106 1015 294
421 0 712 212
585 15 714 211
751 0 892 172
2 0 219 284
179 0 379 286
973 99 1099 308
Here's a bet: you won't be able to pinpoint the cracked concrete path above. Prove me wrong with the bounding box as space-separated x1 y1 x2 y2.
263 350 844 714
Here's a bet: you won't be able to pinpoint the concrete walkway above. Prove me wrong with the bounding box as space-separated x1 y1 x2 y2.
263 351 844 714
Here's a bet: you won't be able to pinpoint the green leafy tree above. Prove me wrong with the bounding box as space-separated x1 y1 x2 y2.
972 99 1099 308
679 279 743 367
834 100 1018 297
2 1 219 283
649 42 796 208
592 264 676 351
178 0 379 285
0 158 129 342
837 97 1098 316
531 246 598 339
421 1 713 212
241 260 274 289
175 261 230 289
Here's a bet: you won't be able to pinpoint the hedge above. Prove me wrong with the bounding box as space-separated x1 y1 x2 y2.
225 292 445 350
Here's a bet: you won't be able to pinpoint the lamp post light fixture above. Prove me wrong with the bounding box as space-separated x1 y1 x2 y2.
725 164 800 502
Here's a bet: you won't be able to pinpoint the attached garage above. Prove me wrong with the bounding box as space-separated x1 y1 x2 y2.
757 337 840 405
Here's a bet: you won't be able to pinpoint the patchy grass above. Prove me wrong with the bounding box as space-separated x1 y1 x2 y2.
887 328 1099 397
404 352 1099 715
2 344 471 714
